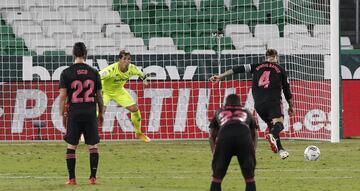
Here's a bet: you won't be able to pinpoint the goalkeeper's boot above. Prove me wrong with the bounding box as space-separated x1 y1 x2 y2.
136 133 151 143
265 134 278 153
65 178 77 185
279 149 289 160
89 177 97 185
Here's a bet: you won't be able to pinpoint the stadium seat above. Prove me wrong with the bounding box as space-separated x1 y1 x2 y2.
233 37 266 54
88 37 117 55
29 37 58 55
93 11 122 26
142 0 168 10
35 11 64 27
216 36 235 51
176 37 216 53
225 24 251 37
148 37 177 52
119 38 147 52
341 36 353 50
314 24 330 40
258 0 285 24
81 0 112 11
5 11 34 26
46 24 74 40
0 0 21 11
7 49 37 56
65 11 93 25
54 0 81 13
231 0 256 11
284 24 310 40
154 10 178 24
120 10 149 25
57 38 85 55
296 37 325 54
105 24 134 43
191 49 216 54
160 22 191 38
194 23 219 37
73 24 102 40
221 49 247 54
254 24 279 42
21 0 52 12
171 0 197 9
267 38 296 55
16 25 44 40
0 37 26 50
43 50 67 56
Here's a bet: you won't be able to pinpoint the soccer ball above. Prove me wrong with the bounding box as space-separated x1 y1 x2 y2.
304 145 320 161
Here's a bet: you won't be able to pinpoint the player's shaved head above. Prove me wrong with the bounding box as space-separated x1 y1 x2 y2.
224 94 241 106
73 42 87 58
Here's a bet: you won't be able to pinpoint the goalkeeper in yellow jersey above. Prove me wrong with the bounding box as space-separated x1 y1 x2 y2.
99 50 151 142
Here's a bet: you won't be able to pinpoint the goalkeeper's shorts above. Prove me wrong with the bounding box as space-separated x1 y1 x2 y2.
103 89 136 108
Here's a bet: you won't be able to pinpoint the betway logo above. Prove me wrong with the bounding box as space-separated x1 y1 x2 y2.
21 56 197 81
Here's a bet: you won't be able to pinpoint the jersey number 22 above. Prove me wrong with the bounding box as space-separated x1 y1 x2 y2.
71 80 95 103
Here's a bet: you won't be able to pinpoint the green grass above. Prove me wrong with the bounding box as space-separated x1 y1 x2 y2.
0 139 360 191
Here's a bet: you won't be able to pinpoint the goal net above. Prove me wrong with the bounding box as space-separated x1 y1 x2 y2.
0 0 337 141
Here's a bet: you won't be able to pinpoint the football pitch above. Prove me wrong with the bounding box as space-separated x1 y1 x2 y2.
0 139 359 191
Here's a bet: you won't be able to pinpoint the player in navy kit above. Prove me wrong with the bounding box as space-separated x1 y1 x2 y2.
59 42 104 185
209 49 294 159
209 94 258 191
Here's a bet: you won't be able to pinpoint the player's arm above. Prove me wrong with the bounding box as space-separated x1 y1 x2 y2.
59 88 67 116
209 64 252 82
248 112 259 149
208 113 219 154
95 72 105 126
133 65 151 85
282 70 294 115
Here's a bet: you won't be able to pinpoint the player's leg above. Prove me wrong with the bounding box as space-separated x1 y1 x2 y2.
255 104 278 153
82 119 100 184
210 131 233 191
268 103 289 159
64 117 81 185
113 89 150 142
235 129 256 191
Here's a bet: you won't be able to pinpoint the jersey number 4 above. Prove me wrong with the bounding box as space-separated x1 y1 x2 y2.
258 71 270 88
71 80 95 103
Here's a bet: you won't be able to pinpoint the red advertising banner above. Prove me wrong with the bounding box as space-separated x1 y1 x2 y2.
342 80 360 137
0 81 331 141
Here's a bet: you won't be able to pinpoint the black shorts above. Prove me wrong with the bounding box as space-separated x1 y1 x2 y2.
64 115 100 145
212 126 256 179
255 101 283 123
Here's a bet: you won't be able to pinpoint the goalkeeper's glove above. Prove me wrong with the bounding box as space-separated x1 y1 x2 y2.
142 73 152 85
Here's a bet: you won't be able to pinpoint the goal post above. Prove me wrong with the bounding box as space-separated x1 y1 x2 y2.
0 0 340 142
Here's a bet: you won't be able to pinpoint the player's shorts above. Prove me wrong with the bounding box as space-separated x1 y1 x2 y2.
255 101 283 123
212 125 256 180
103 88 136 108
64 115 100 146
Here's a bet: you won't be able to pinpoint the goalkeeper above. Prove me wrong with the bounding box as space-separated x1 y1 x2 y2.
99 50 151 142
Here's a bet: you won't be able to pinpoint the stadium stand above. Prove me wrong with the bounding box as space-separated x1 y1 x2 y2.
0 0 354 55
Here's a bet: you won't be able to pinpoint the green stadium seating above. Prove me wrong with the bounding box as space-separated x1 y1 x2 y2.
194 23 220 37
7 49 37 56
176 37 216 53
154 10 178 24
0 38 26 49
113 0 138 11
214 37 235 51
43 50 67 56
142 0 167 10
232 0 256 10
258 0 285 24
160 22 191 38
200 0 224 8
171 0 196 9
120 10 150 25
0 26 13 35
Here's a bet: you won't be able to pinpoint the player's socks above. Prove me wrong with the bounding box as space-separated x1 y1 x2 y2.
210 181 221 191
89 148 99 178
131 110 142 134
66 149 76 179
271 122 285 150
245 182 256 191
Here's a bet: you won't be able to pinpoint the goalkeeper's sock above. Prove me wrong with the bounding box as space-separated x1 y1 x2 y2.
89 148 99 178
131 110 142 134
66 149 76 179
